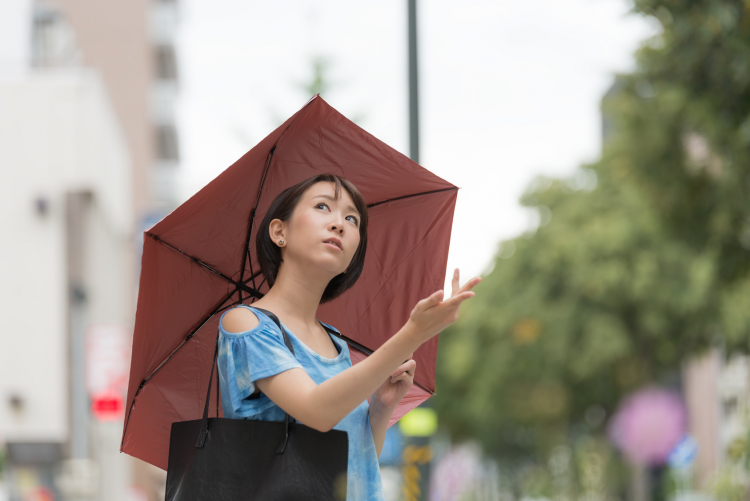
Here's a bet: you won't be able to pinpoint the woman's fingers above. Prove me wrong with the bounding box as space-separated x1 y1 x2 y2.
412 273 481 328
425 288 476 314
444 290 476 306
391 372 413 383
442 293 474 318
458 276 482 294
415 289 444 312
391 359 417 377
428 276 481 308
444 278 481 302
391 366 416 383
419 281 472 311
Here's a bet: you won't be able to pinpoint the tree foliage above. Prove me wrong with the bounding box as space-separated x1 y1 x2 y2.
433 0 750 483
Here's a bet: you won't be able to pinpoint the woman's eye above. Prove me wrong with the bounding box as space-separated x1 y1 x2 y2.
317 203 358 227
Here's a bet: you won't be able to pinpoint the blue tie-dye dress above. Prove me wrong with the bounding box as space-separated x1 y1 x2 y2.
217 304 385 501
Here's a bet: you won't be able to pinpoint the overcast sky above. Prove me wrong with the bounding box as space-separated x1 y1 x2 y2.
175 0 659 293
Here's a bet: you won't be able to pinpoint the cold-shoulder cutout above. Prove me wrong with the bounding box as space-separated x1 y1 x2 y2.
217 308 303 416
221 305 260 334
215 307 382 498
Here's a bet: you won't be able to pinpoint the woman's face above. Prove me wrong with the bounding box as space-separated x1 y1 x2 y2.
275 181 361 277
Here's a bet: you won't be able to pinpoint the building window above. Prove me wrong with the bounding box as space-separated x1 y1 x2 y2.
155 124 179 161
32 4 80 67
155 44 178 81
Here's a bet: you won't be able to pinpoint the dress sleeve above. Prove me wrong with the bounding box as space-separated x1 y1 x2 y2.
217 320 303 417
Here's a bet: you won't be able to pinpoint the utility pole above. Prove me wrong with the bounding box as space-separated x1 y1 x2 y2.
402 5 433 499
408 0 419 164
66 191 92 462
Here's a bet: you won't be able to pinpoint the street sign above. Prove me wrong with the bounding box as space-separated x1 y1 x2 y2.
84 323 130 397
85 323 130 421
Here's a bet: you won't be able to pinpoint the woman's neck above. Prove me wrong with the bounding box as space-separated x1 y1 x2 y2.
253 261 332 331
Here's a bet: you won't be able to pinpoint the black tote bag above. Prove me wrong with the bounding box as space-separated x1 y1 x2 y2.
165 307 349 501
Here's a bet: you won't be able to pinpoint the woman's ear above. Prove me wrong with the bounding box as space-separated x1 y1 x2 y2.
269 218 286 244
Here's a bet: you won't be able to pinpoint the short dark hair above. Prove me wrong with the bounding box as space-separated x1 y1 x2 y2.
256 173 369 304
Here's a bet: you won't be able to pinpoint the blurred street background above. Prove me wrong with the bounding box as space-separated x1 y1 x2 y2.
1 0 749 500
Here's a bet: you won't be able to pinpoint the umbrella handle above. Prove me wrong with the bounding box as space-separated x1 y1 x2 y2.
196 330 221 448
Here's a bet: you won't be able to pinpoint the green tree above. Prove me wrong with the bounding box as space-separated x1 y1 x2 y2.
298 56 331 97
434 0 750 495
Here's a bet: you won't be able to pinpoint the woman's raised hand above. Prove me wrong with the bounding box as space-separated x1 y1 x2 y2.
408 268 481 342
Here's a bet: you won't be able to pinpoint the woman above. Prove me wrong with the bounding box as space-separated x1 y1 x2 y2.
217 173 481 500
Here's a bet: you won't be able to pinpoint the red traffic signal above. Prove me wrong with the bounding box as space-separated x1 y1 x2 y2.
91 389 124 421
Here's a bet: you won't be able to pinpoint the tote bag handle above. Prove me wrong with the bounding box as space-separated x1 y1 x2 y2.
195 306 298 453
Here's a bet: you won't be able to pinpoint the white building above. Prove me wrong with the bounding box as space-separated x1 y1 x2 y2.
0 0 181 498
0 69 134 500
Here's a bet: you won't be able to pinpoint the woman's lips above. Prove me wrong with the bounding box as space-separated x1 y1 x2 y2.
324 242 342 251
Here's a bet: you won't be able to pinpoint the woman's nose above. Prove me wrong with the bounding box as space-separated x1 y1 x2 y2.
330 216 344 233
330 223 343 233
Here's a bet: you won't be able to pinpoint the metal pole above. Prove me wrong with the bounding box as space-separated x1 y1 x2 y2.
408 0 419 164
404 9 430 498
66 191 91 461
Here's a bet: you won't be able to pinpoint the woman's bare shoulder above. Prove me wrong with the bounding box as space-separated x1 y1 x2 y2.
221 306 260 334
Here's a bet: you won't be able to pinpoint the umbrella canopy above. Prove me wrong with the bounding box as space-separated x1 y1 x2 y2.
121 95 458 469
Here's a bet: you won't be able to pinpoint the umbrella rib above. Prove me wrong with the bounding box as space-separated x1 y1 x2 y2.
145 233 235 284
238 94 320 298
145 232 264 299
366 186 457 209
240 145 277 300
415 382 436 396
242 271 263 286
120 289 236 452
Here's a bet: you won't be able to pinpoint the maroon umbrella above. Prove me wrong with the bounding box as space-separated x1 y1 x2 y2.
120 95 458 469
